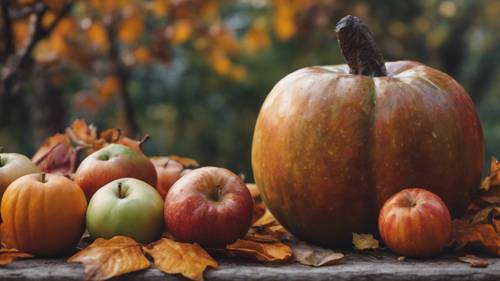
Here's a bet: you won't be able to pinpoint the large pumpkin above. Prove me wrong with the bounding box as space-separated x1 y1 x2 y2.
251 15 484 247
1 173 87 256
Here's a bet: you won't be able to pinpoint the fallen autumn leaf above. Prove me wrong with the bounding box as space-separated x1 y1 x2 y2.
226 239 292 263
67 236 150 281
457 255 489 268
352 233 380 250
290 241 344 266
143 238 218 281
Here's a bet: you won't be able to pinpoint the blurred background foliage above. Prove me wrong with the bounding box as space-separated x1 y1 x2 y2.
0 0 499 178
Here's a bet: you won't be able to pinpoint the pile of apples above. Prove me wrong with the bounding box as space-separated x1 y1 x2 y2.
0 144 253 257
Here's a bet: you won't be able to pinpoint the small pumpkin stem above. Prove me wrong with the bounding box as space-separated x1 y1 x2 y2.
40 173 47 183
335 15 387 77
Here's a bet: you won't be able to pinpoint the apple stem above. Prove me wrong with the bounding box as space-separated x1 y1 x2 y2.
163 159 170 169
139 134 150 152
40 173 47 183
335 15 387 77
118 182 124 199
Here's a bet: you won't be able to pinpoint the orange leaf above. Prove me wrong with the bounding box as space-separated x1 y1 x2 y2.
144 238 218 281
32 134 76 175
118 10 144 44
68 236 150 281
66 119 98 147
0 248 33 266
452 219 500 256
457 255 489 268
169 19 192 44
253 209 278 228
226 239 292 263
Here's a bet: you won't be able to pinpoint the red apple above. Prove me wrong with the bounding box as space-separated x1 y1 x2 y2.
164 167 253 247
150 157 185 198
378 188 451 257
75 144 157 200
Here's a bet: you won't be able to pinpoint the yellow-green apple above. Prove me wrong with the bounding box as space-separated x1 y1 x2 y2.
378 188 451 257
150 157 185 198
86 178 164 244
164 167 253 247
75 144 157 200
0 152 39 210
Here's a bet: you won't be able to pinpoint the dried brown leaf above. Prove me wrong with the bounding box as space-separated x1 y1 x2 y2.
290 241 344 267
66 119 98 147
452 219 500 256
67 236 150 281
457 255 489 268
144 238 218 281
32 134 76 175
226 239 292 263
0 248 33 266
480 156 500 191
167 155 199 168
352 233 379 250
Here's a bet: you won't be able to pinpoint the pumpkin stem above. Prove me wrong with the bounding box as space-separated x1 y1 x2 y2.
40 173 47 183
335 15 387 77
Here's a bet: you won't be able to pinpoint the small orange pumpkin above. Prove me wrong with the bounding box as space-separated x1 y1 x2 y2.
1 173 87 257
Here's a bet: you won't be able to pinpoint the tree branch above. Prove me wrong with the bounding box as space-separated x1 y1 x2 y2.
0 0 74 96
1 0 15 61
105 13 140 137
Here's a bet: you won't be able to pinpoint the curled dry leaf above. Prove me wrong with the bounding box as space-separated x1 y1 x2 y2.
226 239 292 263
32 134 77 175
144 238 218 281
457 255 489 268
253 209 278 228
451 219 500 256
67 236 150 281
0 248 33 266
167 155 200 168
480 156 500 191
352 233 380 250
246 183 266 223
290 241 344 267
66 119 99 147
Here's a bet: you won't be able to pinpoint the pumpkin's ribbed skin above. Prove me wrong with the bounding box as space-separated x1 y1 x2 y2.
252 61 484 246
1 173 87 256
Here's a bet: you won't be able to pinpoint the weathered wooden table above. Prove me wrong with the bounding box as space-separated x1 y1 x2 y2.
1 252 499 281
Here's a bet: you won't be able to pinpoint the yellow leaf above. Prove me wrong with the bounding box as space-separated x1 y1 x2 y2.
68 236 150 281
243 20 270 54
98 75 121 100
352 233 380 250
273 2 296 40
144 238 218 281
170 19 193 44
133 46 152 64
118 11 144 44
253 209 277 228
226 239 292 263
209 50 231 75
151 0 169 17
87 22 109 51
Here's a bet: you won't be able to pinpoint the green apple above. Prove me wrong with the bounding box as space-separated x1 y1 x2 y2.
0 152 39 209
86 178 164 244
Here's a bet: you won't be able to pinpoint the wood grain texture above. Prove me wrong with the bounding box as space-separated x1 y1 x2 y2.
0 252 498 281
